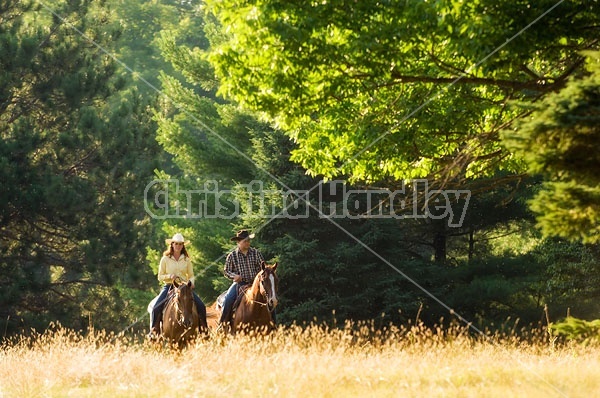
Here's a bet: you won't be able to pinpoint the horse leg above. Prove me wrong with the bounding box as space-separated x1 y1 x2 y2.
232 302 250 335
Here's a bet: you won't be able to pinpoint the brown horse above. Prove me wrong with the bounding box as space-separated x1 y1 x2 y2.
162 279 199 347
233 261 279 334
207 261 279 335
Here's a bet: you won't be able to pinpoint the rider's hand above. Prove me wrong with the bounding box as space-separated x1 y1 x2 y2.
233 274 242 283
170 274 177 281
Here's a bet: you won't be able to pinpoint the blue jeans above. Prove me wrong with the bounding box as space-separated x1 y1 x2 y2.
150 284 206 331
219 282 276 324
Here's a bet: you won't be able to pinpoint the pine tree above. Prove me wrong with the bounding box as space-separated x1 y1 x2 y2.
0 1 161 333
502 51 600 243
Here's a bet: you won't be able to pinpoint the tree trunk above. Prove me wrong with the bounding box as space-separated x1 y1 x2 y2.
433 221 447 264
468 227 475 262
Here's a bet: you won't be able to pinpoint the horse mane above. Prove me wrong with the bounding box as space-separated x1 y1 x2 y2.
247 268 265 299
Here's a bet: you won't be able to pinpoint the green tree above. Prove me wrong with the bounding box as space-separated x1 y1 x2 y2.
230 127 441 325
0 1 161 334
107 0 208 95
203 0 598 188
534 239 600 321
151 22 264 302
502 52 600 243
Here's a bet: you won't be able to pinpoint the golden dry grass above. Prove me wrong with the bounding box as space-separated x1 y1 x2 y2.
1 321 599 397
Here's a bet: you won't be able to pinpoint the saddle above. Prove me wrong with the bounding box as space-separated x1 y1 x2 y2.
216 284 250 322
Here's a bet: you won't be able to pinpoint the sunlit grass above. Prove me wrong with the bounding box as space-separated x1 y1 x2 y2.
1 321 599 397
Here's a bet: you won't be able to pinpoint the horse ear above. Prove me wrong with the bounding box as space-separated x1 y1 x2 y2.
187 280 193 288
261 261 266 271
272 262 278 271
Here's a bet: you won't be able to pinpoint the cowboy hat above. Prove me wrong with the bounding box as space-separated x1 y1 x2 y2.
165 233 190 245
230 230 255 241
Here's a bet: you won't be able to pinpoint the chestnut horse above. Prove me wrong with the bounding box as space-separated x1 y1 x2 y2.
208 262 279 335
162 279 199 347
234 261 279 334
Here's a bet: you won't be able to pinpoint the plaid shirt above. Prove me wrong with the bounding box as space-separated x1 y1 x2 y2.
224 247 265 284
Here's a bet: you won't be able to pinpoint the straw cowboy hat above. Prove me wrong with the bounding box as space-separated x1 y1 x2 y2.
165 233 190 245
230 230 255 241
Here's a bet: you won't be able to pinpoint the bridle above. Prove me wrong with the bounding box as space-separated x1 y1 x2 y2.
250 269 277 312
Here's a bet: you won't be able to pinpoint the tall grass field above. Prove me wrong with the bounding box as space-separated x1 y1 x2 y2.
1 321 599 397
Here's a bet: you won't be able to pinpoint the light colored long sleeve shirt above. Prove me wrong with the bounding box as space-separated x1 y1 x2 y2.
158 254 194 285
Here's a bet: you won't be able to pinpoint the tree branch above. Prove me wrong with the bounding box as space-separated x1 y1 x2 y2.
387 73 557 92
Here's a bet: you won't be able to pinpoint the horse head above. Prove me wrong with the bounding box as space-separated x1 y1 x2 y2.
259 261 279 311
174 280 196 328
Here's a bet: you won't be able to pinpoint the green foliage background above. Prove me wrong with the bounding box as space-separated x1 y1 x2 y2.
1 0 599 337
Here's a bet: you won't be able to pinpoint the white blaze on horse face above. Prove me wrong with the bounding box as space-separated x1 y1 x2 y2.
268 273 278 308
